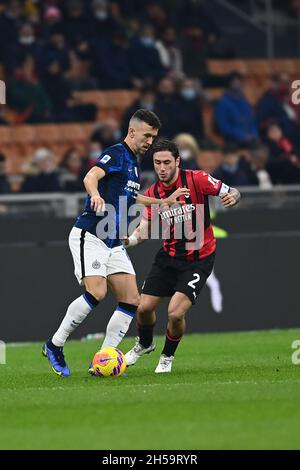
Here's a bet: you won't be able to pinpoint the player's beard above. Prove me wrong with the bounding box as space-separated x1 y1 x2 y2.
158 167 177 185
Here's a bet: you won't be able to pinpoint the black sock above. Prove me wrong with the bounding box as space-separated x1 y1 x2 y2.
137 322 154 348
47 339 61 351
161 330 182 357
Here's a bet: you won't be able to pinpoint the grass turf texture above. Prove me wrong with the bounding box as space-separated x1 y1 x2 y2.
0 329 300 450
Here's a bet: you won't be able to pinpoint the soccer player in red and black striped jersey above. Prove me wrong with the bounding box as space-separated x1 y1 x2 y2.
124 139 241 373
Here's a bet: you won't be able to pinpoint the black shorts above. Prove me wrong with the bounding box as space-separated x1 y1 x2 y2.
142 249 215 304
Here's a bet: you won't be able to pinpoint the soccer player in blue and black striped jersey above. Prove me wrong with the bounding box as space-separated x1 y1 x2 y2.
42 109 189 377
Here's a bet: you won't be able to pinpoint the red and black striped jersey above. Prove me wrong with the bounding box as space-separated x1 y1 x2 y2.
143 169 229 261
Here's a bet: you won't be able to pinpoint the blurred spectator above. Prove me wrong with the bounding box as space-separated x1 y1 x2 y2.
41 59 97 122
91 0 117 40
40 29 70 75
128 24 166 82
213 144 258 187
23 0 40 23
63 0 93 47
154 77 181 138
215 72 259 146
121 87 155 136
21 148 61 193
176 78 204 140
265 122 300 184
144 2 169 35
91 118 121 147
59 148 85 192
8 54 51 123
83 139 103 171
42 6 63 40
256 73 300 145
126 17 142 39
174 133 199 170
70 38 98 90
0 0 24 62
196 140 222 174
0 153 10 194
178 0 233 59
155 26 184 79
247 144 273 189
4 22 42 74
179 24 208 80
93 27 135 89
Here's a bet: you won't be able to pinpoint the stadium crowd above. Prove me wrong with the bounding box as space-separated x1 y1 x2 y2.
0 0 300 194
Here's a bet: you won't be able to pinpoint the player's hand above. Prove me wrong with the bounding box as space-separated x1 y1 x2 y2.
163 187 190 205
90 194 106 213
220 192 236 208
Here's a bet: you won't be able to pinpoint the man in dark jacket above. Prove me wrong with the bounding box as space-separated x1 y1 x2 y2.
215 72 259 146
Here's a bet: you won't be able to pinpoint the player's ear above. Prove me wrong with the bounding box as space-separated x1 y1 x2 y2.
128 126 135 138
176 157 180 167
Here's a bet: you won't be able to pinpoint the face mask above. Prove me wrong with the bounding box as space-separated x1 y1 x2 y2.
19 36 35 45
222 163 238 173
180 149 193 161
140 37 154 47
95 11 108 20
181 88 197 100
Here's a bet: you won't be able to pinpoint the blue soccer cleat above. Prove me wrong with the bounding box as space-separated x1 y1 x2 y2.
42 340 71 377
88 362 95 376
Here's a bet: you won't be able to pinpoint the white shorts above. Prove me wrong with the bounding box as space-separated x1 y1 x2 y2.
69 227 135 285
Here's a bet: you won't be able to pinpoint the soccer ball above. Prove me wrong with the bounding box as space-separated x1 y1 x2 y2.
92 347 126 377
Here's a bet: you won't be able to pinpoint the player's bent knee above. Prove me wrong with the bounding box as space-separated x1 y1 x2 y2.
86 287 107 302
138 302 154 316
168 309 185 323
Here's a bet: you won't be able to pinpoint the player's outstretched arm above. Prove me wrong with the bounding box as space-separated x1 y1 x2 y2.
220 187 241 208
123 217 150 248
83 167 106 213
136 187 190 206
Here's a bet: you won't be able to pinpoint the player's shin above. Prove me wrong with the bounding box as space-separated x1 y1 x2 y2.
161 315 186 357
101 303 137 348
162 329 183 357
52 292 99 347
137 321 155 348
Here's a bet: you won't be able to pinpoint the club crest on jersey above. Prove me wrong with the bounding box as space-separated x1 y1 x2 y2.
99 154 111 164
92 260 101 269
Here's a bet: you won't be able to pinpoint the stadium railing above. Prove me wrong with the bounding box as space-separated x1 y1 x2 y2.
0 186 300 218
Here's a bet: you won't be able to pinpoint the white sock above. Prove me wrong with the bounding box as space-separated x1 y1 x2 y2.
101 306 136 348
52 294 97 347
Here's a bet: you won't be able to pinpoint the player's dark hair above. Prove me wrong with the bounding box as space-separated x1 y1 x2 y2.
131 109 161 129
151 139 180 160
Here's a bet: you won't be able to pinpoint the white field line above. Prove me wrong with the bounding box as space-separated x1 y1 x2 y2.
1 379 300 393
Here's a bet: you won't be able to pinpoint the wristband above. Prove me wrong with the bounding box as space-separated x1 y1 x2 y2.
127 234 139 247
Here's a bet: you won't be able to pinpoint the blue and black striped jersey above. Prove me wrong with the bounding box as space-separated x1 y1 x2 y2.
75 141 141 248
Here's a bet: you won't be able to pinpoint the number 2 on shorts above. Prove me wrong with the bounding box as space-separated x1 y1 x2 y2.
188 273 201 290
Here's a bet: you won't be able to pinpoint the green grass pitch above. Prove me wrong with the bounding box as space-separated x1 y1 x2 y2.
1 329 300 450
